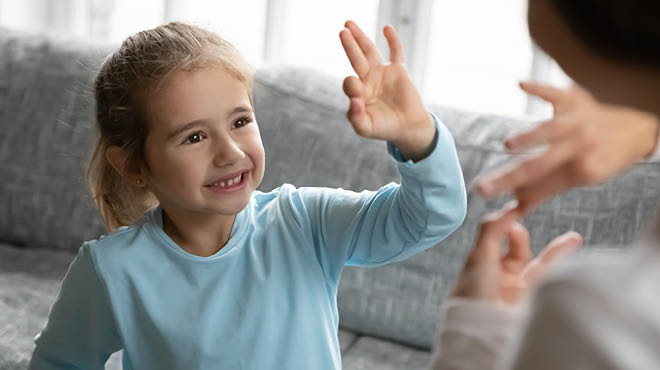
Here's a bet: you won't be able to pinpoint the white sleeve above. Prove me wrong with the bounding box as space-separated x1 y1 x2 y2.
430 298 523 370
497 275 660 370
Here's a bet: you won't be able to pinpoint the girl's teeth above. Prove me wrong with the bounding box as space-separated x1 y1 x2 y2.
209 173 243 188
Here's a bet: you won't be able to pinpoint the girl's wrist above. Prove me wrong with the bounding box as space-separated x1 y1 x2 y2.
393 114 436 162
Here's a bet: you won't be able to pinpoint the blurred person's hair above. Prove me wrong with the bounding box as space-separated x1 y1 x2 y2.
551 0 660 68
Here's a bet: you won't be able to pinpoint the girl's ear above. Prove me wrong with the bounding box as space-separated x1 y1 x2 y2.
106 146 146 187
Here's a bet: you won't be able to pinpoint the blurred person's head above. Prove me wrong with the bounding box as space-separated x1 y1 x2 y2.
528 0 660 114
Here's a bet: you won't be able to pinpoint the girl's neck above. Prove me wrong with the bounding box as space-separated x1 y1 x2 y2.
161 208 236 257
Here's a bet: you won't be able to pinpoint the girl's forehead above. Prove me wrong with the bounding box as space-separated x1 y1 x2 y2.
143 67 252 130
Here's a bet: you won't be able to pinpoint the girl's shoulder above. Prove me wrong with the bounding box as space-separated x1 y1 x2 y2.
85 224 141 248
252 183 354 209
82 214 154 261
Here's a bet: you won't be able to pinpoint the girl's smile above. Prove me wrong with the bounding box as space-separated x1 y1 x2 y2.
204 170 250 194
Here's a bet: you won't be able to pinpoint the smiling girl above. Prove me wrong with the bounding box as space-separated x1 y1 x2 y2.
29 21 466 369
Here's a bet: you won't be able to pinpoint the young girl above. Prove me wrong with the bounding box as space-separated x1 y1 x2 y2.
29 21 466 369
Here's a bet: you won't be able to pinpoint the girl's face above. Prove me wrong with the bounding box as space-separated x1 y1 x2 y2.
141 66 265 219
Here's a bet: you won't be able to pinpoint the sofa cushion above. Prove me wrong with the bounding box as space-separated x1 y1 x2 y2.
342 335 431 370
0 243 75 369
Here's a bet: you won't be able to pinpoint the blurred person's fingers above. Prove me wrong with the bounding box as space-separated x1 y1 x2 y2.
476 138 576 198
519 81 573 110
453 202 519 300
501 222 532 274
521 231 582 285
504 116 575 151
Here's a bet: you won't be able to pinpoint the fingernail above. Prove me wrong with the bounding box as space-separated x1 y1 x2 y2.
503 199 519 211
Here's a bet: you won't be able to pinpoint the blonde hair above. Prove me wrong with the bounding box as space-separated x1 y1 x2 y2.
87 22 254 231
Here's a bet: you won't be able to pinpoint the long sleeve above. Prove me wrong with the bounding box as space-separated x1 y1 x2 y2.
430 298 523 370
29 244 122 370
294 114 467 284
497 270 660 370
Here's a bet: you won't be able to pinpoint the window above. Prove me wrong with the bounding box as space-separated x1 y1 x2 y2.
276 0 379 79
424 0 532 117
0 0 570 119
106 0 165 43
162 0 268 66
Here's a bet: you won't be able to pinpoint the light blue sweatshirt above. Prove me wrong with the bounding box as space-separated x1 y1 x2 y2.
29 116 466 370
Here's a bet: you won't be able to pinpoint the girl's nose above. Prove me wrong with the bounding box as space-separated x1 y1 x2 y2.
213 135 246 166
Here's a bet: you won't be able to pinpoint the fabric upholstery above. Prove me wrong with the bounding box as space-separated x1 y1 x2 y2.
342 336 431 370
0 29 109 251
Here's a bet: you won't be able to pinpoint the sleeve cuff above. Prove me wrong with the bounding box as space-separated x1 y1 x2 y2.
387 113 442 165
442 297 524 336
643 118 660 162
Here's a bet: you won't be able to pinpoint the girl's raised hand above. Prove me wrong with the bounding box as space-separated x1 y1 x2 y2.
339 20 435 162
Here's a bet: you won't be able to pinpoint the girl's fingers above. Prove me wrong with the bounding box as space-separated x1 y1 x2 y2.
347 97 372 137
501 222 532 273
519 81 569 106
383 25 404 63
476 138 577 198
339 28 370 78
505 116 574 151
345 20 383 66
343 76 364 99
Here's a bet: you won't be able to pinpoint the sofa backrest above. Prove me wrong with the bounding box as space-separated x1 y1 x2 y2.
0 29 109 251
1 29 659 350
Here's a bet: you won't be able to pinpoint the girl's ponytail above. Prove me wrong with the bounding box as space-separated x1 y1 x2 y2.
87 139 156 231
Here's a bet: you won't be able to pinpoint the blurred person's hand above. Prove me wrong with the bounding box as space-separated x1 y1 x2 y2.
475 82 660 215
452 203 582 305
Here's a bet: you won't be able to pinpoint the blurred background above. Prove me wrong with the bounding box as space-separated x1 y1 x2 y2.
0 0 571 118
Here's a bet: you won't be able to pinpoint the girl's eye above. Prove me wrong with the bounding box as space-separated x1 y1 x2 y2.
233 116 253 129
183 131 206 144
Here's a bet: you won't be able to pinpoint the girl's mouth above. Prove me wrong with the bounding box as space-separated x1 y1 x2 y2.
204 171 249 193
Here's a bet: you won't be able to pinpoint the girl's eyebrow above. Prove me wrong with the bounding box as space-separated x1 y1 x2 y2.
226 105 253 119
167 106 253 140
167 120 205 140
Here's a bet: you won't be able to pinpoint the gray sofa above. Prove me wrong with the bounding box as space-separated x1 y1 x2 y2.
1 28 659 370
